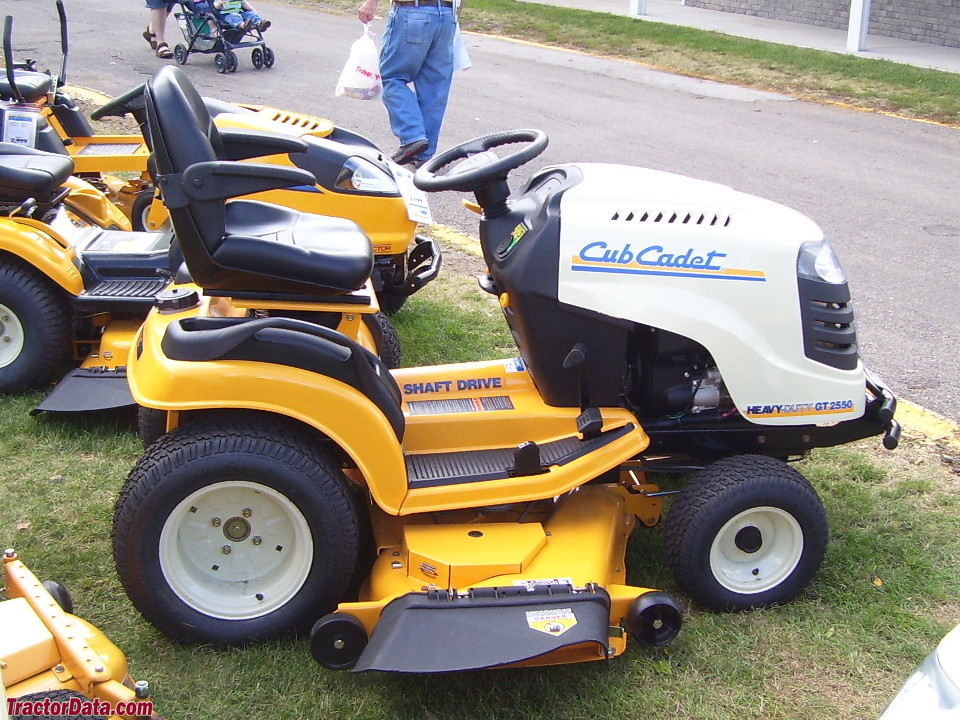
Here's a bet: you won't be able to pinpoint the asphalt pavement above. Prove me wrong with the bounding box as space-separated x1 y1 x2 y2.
8 0 960 432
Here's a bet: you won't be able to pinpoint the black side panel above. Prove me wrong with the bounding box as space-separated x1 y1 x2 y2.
482 167 630 408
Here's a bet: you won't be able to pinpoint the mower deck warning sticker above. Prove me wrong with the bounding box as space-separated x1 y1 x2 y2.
526 608 577 636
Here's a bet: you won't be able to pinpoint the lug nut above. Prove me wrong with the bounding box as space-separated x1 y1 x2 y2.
212 518 221 527
222 545 231 555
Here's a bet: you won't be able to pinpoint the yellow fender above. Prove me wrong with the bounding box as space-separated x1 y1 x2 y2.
129 310 410 513
0 218 83 296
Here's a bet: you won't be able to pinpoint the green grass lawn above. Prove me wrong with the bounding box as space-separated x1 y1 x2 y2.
1 265 958 719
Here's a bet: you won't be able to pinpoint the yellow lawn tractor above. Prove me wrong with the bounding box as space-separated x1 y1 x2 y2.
110 68 898 674
1 3 440 315
1 549 162 720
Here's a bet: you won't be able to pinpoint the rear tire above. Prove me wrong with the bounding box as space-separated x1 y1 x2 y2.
113 418 362 645
0 258 71 394
664 454 828 611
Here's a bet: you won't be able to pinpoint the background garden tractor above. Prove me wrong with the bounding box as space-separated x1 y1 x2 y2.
1 3 440 314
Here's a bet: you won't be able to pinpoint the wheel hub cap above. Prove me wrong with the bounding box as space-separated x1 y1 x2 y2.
734 525 763 554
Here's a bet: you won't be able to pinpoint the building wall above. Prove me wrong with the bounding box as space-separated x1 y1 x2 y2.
682 0 960 49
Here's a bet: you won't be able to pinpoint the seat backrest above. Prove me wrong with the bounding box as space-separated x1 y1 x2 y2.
144 66 227 279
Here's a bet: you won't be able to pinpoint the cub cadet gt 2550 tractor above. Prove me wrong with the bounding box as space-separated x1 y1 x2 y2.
112 67 898 674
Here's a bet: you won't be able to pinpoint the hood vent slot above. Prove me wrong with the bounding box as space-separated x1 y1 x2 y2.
611 210 731 227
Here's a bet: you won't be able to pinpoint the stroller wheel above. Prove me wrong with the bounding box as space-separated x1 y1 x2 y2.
174 44 188 65
227 49 239 72
263 45 275 68
215 52 228 73
251 47 263 69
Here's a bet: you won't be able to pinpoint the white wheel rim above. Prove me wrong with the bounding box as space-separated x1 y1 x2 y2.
709 506 803 595
0 303 25 369
159 481 313 620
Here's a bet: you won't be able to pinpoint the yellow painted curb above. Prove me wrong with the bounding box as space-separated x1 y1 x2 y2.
895 399 960 452
425 223 483 257
63 84 113 104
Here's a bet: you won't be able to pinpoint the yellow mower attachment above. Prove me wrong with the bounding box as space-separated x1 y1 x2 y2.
1 549 161 719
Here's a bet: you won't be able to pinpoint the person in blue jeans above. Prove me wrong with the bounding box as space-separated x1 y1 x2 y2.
358 0 458 168
143 0 176 58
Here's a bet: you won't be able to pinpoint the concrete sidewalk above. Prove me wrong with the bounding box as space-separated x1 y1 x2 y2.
524 0 960 74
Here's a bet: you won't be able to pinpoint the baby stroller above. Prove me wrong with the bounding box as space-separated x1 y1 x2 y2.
172 0 275 73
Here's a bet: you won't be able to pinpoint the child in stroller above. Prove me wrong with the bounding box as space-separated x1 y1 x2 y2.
211 0 271 32
172 0 276 72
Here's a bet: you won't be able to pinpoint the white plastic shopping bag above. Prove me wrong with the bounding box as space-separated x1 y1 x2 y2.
335 24 382 100
452 24 471 71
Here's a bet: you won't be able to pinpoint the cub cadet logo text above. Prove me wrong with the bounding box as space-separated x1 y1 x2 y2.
403 377 502 395
572 242 765 282
745 399 855 418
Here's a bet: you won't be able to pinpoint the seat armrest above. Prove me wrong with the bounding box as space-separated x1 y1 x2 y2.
217 128 309 161
158 160 315 207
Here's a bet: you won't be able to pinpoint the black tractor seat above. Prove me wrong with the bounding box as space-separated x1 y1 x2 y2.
145 66 375 297
0 142 73 204
0 70 53 104
216 199 373 293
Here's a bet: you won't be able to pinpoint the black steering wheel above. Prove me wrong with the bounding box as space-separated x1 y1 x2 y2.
90 82 147 120
414 129 548 193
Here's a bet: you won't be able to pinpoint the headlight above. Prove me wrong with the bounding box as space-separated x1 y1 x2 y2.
797 240 846 284
335 157 398 195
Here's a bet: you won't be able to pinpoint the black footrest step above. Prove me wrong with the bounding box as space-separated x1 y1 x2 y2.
406 424 634 489
75 278 170 312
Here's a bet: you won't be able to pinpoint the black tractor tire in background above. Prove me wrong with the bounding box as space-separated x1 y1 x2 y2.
378 291 406 315
112 418 363 645
664 454 828 612
375 310 401 369
137 404 168 448
0 258 71 394
10 689 107 720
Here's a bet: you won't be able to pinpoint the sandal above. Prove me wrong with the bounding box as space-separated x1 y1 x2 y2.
143 27 157 49
155 42 173 59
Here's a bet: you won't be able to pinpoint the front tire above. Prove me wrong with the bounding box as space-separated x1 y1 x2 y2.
664 454 828 611
113 419 362 645
0 258 71 393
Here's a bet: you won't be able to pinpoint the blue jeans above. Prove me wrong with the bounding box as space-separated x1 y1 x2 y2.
221 9 260 28
379 3 456 160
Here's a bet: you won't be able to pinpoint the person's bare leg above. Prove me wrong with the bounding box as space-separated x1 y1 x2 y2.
150 7 169 46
